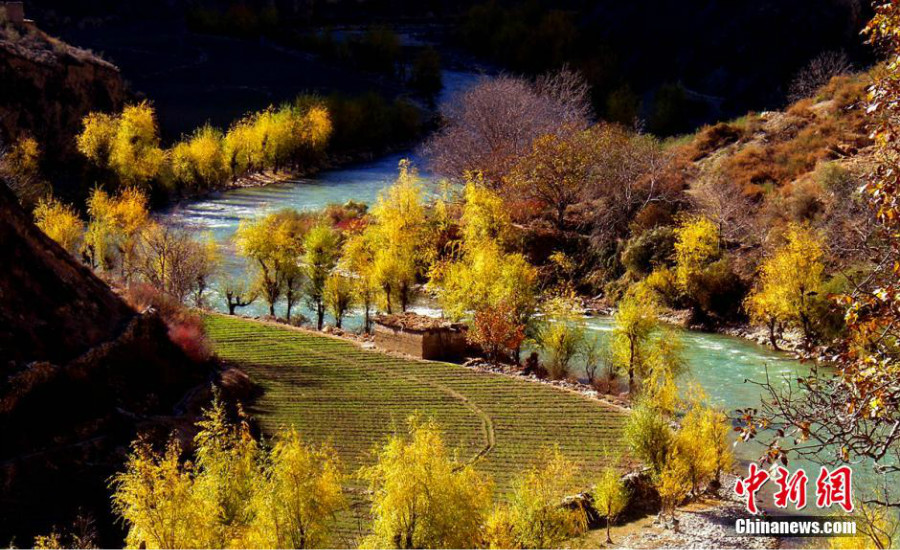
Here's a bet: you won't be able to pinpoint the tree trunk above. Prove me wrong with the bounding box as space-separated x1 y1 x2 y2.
228 302 237 315
364 304 371 334
628 338 636 392
768 319 779 350
269 302 275 317
606 518 612 544
317 304 324 330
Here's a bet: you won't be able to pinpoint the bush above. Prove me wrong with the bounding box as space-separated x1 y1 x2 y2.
168 315 212 363
624 402 673 475
690 258 748 321
687 122 745 161
621 226 676 276
123 283 211 362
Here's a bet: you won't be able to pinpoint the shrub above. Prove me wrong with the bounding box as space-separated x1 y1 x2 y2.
621 226 676 276
623 402 673 475
123 283 212 362
468 303 526 364
687 122 744 161
168 315 212 363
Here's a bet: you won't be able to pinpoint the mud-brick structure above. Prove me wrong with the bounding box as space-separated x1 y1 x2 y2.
1 2 26 24
373 313 469 361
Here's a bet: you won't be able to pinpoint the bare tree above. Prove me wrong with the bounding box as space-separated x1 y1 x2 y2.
136 225 218 304
577 124 678 247
689 166 758 246
788 50 853 102
421 69 591 186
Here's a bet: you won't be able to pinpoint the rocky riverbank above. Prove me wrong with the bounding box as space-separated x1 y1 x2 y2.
620 475 782 549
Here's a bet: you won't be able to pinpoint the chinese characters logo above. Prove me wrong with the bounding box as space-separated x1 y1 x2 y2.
735 464 853 514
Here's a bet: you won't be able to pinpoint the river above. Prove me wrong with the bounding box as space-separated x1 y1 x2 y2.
157 71 882 512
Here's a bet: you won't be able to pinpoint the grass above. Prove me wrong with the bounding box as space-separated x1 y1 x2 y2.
205 314 628 545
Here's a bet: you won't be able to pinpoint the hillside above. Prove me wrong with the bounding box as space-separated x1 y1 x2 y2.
0 182 207 545
0 12 125 168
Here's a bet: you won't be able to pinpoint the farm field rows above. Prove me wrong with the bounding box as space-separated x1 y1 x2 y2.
205 314 628 545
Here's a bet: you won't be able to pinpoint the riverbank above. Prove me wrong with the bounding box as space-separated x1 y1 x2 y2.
585 299 833 366
160 140 422 211
617 475 781 549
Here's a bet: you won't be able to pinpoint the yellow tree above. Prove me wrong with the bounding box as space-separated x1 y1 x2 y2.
223 117 255 179
359 416 493 549
247 429 346 549
673 215 720 297
702 405 733 486
673 395 717 495
83 187 150 278
432 179 537 362
594 466 628 544
108 102 166 186
459 175 513 247
484 447 588 549
534 292 586 379
623 401 673 475
642 329 686 416
368 160 434 312
303 223 341 330
299 104 333 159
1 135 47 204
656 449 691 525
341 230 379 333
235 210 313 318
171 124 228 190
33 196 83 255
611 284 659 393
76 112 118 167
190 398 261 546
746 223 825 347
324 271 354 329
111 439 215 549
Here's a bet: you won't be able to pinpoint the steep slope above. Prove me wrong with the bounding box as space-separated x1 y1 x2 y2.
0 15 125 166
0 183 207 545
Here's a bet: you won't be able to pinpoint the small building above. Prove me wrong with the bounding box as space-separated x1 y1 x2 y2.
1 2 25 24
373 312 469 361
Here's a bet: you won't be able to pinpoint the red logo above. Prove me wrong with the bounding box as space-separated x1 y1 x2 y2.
735 465 854 514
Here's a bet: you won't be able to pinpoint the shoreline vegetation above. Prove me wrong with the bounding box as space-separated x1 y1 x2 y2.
8 4 900 544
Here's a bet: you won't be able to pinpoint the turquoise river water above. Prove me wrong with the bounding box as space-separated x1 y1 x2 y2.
157 71 885 511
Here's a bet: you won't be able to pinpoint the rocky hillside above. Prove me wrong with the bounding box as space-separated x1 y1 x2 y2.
0 181 207 545
0 14 125 166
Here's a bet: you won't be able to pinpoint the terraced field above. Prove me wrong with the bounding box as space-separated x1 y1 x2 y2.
205 314 628 545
